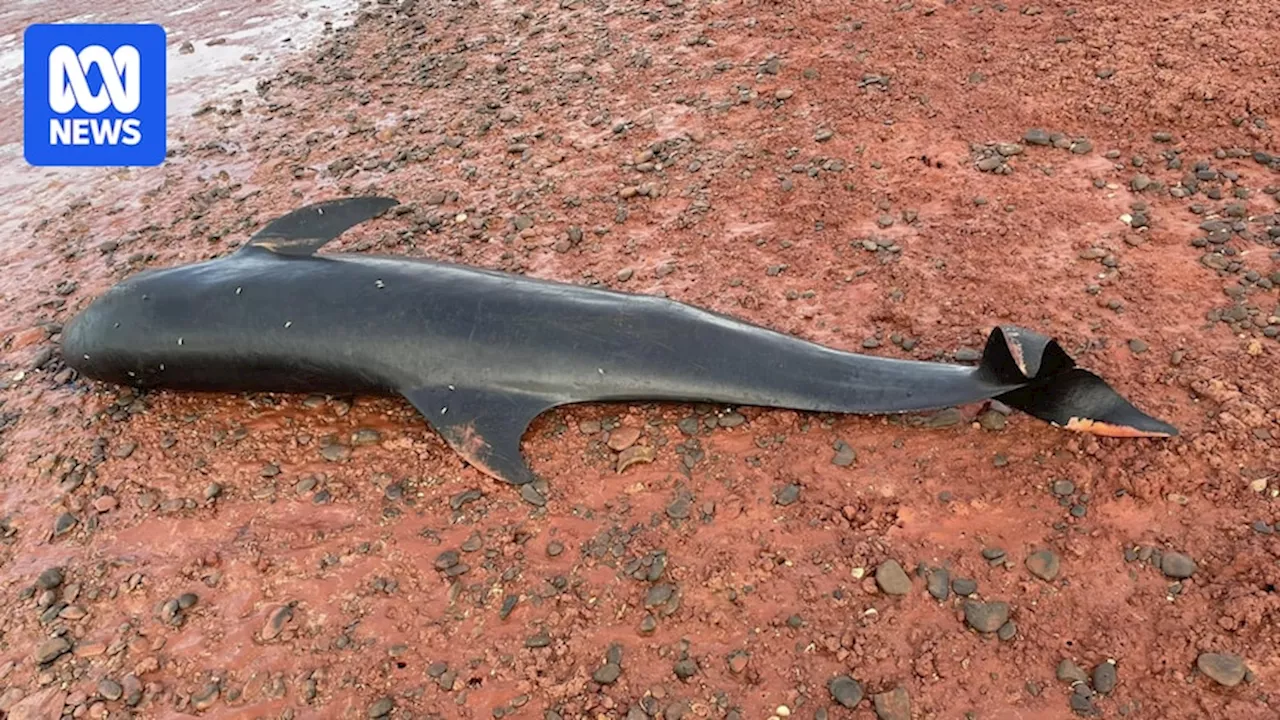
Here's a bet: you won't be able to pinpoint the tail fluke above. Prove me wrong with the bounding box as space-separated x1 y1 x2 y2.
974 325 1177 438
995 367 1179 438
977 325 1077 384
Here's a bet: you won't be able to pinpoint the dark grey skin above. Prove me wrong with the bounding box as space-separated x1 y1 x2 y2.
61 197 1177 487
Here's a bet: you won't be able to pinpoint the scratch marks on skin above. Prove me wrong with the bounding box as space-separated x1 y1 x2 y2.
442 420 494 468
1007 333 1028 376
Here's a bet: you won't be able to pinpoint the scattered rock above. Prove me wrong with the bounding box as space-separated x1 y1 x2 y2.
97 679 123 701
122 675 142 706
519 483 547 507
831 441 856 466
774 484 801 506
644 584 675 607
963 600 1010 633
1196 653 1247 687
875 559 912 595
434 550 460 571
926 567 950 601
92 495 118 513
828 675 863 708
1057 659 1089 685
1024 128 1052 145
35 637 72 664
1070 691 1099 716
617 445 657 473
36 567 64 590
593 662 622 685
607 427 642 451
368 697 394 718
262 604 294 641
192 683 220 711
872 687 910 720
978 410 1006 430
1160 551 1197 579
1025 549 1061 581
1093 661 1118 694
53 513 78 536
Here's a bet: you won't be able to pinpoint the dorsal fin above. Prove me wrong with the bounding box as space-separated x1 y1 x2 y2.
238 196 400 257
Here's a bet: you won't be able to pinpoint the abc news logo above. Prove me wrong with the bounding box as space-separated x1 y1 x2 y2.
24 23 167 168
48 44 144 146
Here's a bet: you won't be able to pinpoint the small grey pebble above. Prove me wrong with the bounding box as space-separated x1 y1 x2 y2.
926 568 950 601
828 675 863 708
37 567 65 590
368 697 394 718
963 599 1010 633
1160 551 1197 579
1057 659 1089 684
875 559 912 596
593 662 622 685
774 484 801 506
1093 661 1118 694
831 440 857 467
1196 652 1248 687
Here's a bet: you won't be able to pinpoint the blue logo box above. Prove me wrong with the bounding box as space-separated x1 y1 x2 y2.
24 23 167 167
